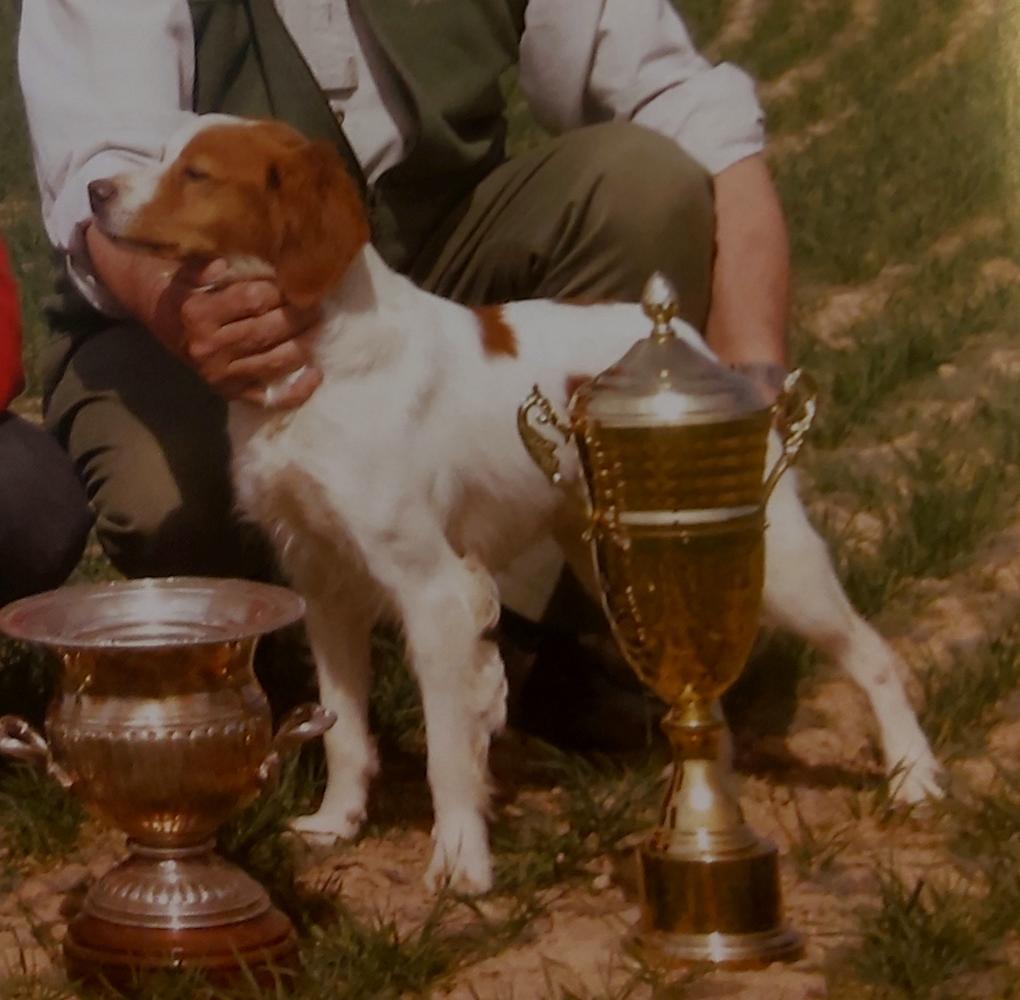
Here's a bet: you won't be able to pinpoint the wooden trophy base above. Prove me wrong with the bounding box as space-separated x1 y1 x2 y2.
64 906 298 989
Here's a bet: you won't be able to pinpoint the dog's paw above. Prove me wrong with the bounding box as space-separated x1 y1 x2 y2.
890 751 944 805
289 805 365 845
425 812 493 895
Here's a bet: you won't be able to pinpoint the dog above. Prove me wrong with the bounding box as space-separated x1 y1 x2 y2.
88 119 942 893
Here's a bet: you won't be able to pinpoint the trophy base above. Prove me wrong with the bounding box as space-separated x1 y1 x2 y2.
633 836 802 969
64 907 298 988
629 924 803 970
62 842 299 987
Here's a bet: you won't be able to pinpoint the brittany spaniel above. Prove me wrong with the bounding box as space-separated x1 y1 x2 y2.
87 120 941 893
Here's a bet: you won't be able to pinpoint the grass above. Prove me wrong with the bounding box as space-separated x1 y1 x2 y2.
367 632 425 754
0 766 84 864
0 639 57 729
491 751 663 895
812 385 1020 618
837 762 1020 999
3 0 1020 996
799 258 1020 451
777 793 853 880
768 0 1017 288
215 756 328 930
843 870 993 1000
943 765 1020 870
921 627 1020 754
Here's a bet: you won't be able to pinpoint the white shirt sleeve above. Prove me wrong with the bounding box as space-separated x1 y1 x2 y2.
18 0 199 313
519 0 765 176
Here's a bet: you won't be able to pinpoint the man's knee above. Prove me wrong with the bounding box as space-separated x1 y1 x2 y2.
93 463 265 580
45 323 268 581
0 414 92 604
94 472 201 579
551 123 715 324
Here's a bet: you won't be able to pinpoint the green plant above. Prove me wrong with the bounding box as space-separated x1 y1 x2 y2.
216 755 328 930
296 891 537 1000
367 631 424 753
921 629 1020 753
0 763 84 862
780 793 852 880
491 749 662 894
843 870 990 999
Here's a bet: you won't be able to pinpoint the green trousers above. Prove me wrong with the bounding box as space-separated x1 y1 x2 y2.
46 123 714 580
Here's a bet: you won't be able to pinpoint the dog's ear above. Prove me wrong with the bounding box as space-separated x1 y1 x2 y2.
270 141 370 308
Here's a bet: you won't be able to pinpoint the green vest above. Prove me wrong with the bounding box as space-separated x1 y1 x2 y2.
188 0 527 270
44 0 526 358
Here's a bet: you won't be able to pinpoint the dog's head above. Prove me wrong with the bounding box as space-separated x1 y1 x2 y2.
89 120 369 307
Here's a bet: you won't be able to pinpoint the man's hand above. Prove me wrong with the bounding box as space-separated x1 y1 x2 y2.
86 224 322 409
154 258 322 407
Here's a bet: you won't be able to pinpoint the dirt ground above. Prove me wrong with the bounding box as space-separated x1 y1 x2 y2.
0 641 1002 999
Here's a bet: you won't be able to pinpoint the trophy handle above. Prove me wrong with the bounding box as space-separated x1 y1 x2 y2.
517 385 572 487
763 369 817 503
257 703 336 789
0 715 75 790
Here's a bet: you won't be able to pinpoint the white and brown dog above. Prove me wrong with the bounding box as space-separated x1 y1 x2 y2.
88 120 941 893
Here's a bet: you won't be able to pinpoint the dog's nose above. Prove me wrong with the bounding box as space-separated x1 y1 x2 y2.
87 178 117 213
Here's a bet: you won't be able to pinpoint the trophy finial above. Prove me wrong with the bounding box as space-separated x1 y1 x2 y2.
641 272 680 340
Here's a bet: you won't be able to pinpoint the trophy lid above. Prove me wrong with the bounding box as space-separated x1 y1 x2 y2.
572 273 767 427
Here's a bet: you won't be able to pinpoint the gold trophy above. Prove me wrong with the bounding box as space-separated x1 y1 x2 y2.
0 577 334 986
518 274 815 967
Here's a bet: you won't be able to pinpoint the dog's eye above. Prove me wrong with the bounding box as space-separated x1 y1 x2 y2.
182 164 210 182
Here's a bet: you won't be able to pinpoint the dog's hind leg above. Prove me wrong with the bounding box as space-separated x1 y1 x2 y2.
762 472 942 804
368 532 506 894
289 591 379 842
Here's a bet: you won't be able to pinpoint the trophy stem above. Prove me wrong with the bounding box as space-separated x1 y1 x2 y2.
630 699 802 969
654 704 757 858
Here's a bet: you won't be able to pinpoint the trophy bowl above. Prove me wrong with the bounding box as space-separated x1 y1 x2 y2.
519 274 815 968
0 577 334 986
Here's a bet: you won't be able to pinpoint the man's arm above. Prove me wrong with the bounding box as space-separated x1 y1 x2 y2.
19 0 198 312
706 155 790 374
520 0 790 394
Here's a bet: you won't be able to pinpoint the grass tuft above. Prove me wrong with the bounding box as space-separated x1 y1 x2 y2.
0 763 84 862
216 755 329 931
299 897 458 1000
368 631 425 753
819 394 1020 618
297 891 538 1000
492 750 662 894
844 870 989 999
779 794 852 880
922 628 1020 753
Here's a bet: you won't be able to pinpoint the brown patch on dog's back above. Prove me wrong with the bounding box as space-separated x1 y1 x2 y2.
472 305 518 358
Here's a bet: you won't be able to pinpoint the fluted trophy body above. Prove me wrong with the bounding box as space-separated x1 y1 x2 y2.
0 578 335 985
518 274 815 968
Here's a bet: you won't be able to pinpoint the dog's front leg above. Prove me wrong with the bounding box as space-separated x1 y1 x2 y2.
370 535 506 894
290 591 379 843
